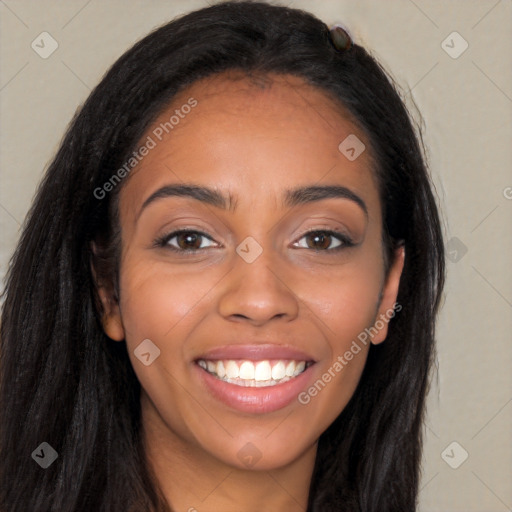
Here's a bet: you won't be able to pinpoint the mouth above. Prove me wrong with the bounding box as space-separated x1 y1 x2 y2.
196 358 314 387
193 344 317 414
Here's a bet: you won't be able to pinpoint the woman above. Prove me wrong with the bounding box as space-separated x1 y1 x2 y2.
0 1 445 510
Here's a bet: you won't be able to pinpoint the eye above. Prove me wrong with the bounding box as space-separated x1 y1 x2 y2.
293 230 353 251
156 229 218 252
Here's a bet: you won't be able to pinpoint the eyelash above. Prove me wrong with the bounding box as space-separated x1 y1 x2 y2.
154 228 354 254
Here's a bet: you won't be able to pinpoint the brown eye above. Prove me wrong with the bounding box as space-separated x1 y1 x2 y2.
294 230 353 252
176 232 203 250
157 230 217 252
306 232 333 250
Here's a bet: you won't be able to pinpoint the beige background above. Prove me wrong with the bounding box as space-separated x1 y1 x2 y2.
1 1 511 510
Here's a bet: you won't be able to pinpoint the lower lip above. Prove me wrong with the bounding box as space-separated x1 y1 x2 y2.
195 363 315 414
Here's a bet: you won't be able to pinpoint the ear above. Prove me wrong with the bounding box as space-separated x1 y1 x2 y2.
96 286 125 342
90 242 125 342
371 245 405 345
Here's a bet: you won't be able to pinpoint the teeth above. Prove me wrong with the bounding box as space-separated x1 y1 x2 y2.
225 360 239 379
295 361 306 374
254 361 271 381
271 361 285 380
216 360 226 378
285 361 295 377
239 361 255 380
197 358 310 387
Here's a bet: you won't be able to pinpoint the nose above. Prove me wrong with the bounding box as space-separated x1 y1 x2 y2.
217 249 300 326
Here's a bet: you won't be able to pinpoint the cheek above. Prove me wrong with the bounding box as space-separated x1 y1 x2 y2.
299 257 383 347
118 255 221 345
291 259 382 433
117 256 220 434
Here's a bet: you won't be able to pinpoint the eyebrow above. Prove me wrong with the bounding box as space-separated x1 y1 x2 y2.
137 183 368 221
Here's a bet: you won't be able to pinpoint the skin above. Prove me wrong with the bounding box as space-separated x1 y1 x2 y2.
97 71 404 512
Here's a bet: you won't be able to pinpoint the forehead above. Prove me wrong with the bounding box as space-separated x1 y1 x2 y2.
165 70 367 150
119 71 379 220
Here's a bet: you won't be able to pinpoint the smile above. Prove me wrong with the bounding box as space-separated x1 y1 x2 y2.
196 359 312 387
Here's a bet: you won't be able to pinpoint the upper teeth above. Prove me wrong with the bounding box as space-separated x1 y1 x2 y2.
197 359 308 387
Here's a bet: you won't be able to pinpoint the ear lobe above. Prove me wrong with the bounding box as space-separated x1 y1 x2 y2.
371 245 405 345
90 241 125 342
97 287 125 341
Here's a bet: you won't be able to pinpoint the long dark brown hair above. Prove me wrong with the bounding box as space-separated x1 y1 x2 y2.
0 1 445 510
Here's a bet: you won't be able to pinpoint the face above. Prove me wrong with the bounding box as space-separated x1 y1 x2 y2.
98 71 404 471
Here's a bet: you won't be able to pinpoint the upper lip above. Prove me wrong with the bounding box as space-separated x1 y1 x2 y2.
196 343 317 362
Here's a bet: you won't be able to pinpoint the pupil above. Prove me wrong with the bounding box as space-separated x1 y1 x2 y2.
310 233 330 250
179 233 200 249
